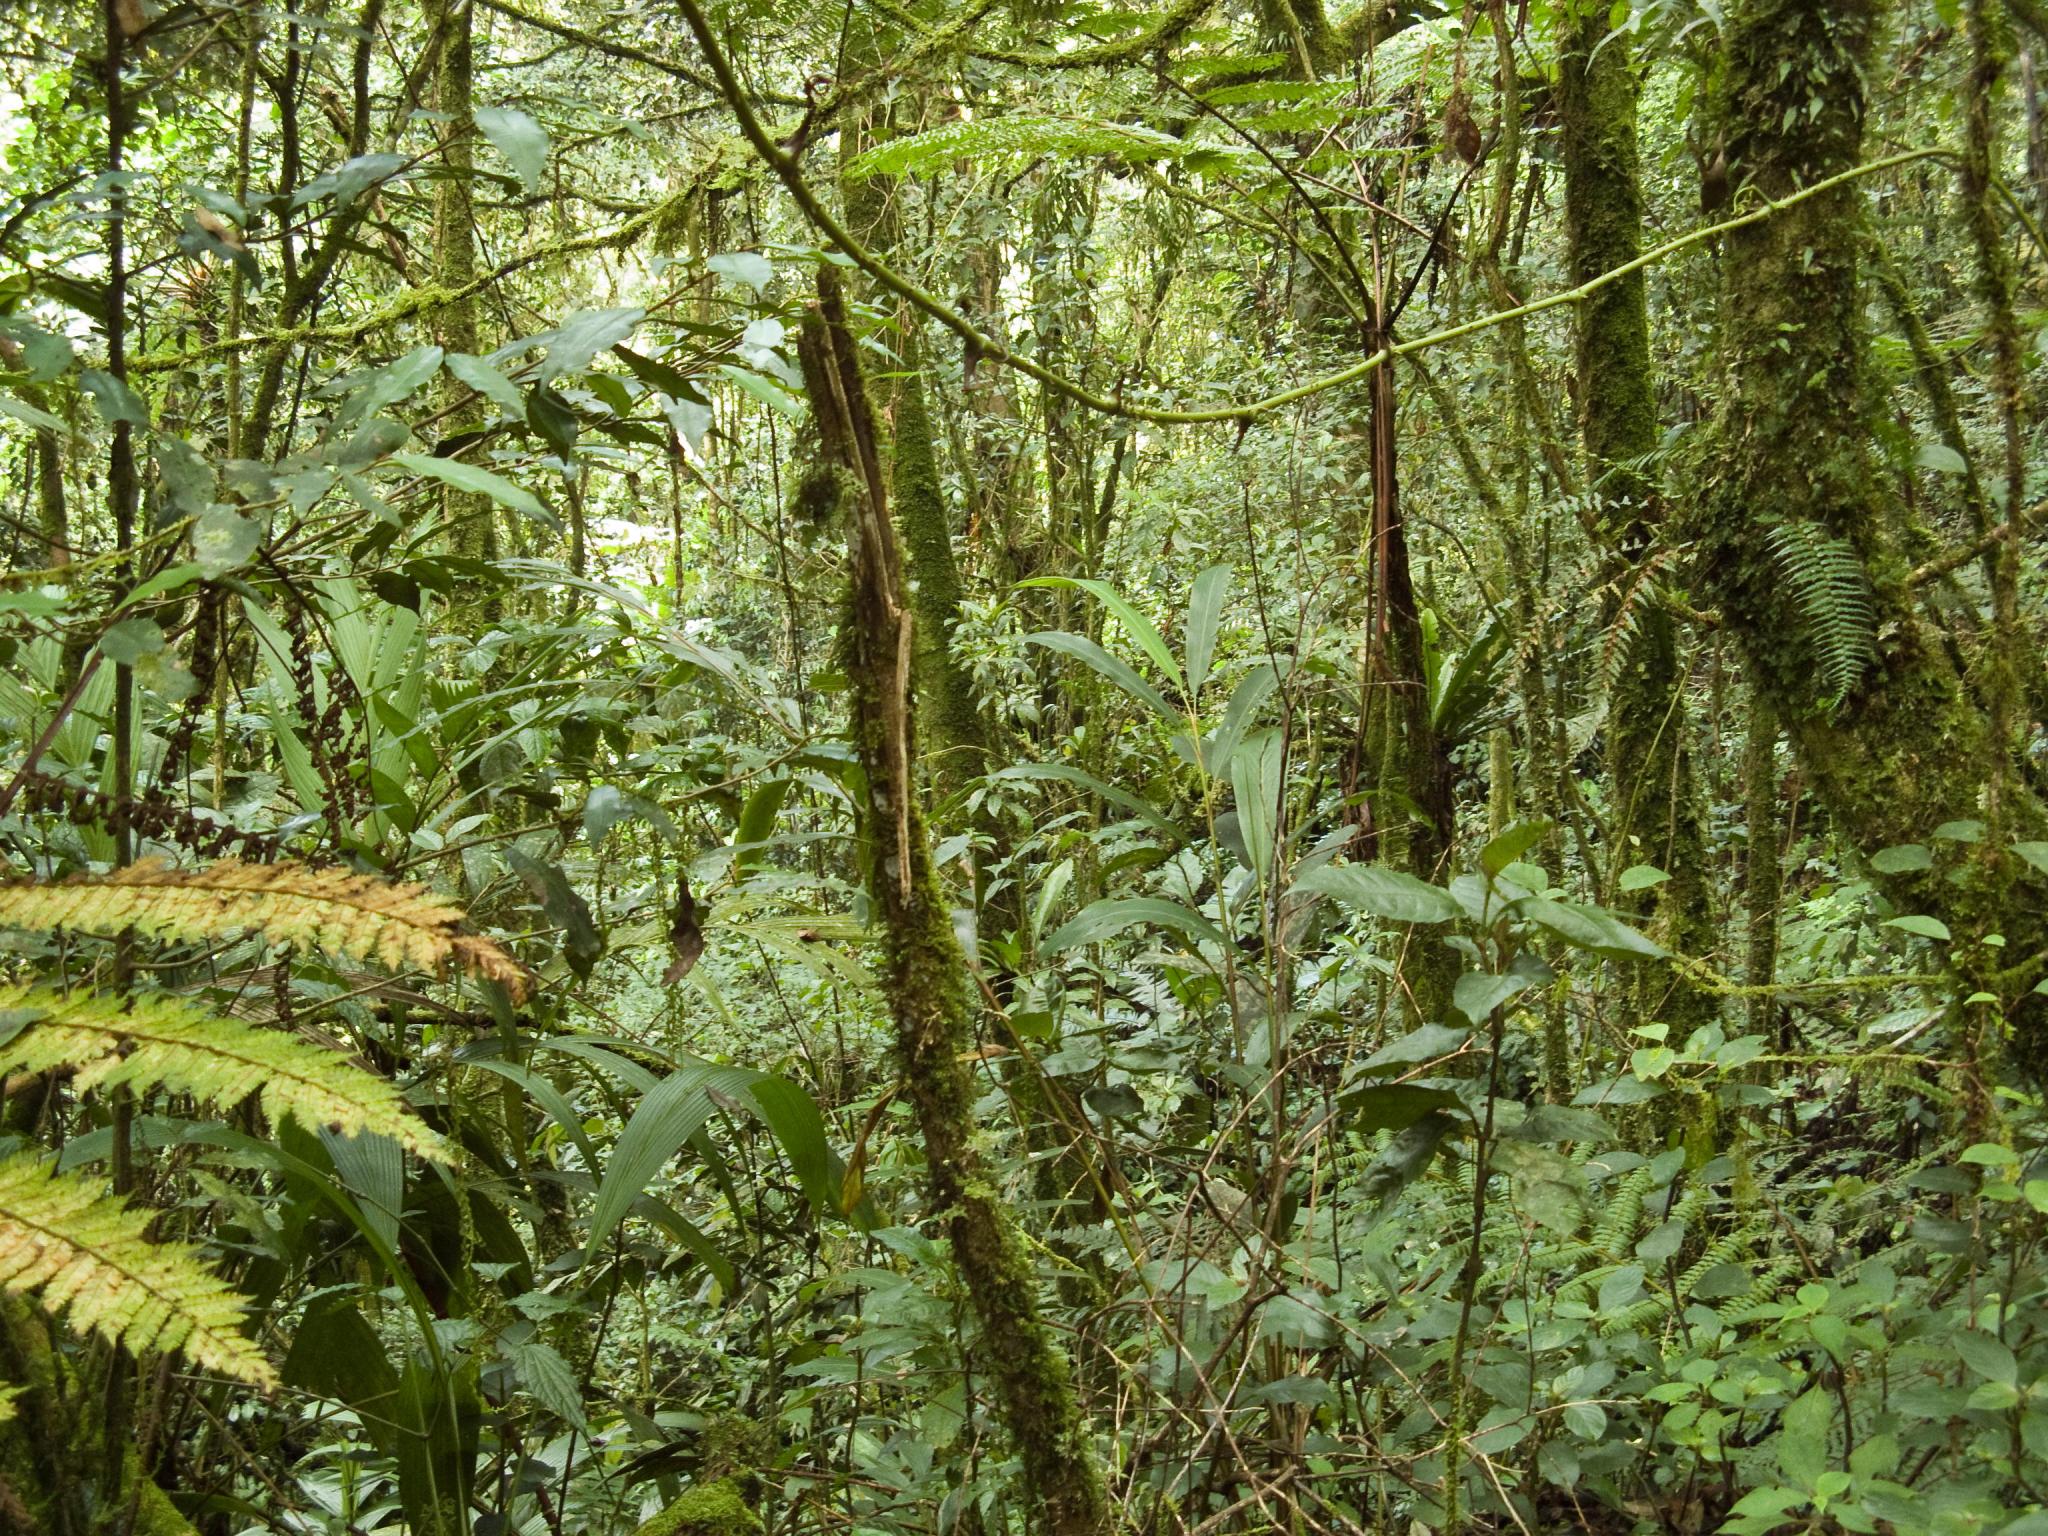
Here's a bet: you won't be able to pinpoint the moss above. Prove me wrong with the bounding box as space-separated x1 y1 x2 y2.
1703 0 2048 1078
1559 0 1716 1040
637 1477 761 1536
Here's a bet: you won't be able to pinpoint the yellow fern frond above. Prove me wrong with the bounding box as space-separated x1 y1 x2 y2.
0 987 448 1161
0 860 530 1001
0 1153 275 1388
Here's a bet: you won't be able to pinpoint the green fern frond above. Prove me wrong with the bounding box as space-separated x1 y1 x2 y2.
0 1153 274 1388
0 986 447 1160
0 860 529 1000
846 115 1190 179
1765 521 1876 707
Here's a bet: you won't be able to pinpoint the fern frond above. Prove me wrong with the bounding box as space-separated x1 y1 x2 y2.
0 986 447 1160
0 1153 274 1388
0 1383 17 1422
0 860 529 1001
1765 521 1875 707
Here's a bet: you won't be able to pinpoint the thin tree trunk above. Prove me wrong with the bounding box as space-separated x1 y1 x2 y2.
796 270 1111 1536
1557 0 1715 1038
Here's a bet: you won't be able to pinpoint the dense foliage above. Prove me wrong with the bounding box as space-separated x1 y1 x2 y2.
3 0 2048 1532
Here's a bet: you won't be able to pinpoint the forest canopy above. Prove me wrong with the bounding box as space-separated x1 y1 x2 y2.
2 0 2048 1533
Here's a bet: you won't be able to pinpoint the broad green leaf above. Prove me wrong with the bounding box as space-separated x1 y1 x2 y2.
475 105 549 194
1481 818 1549 876
1915 441 1968 474
1339 1082 1464 1132
708 251 773 290
1618 863 1669 891
1042 896 1226 954
1021 576 1185 692
541 307 645 382
1356 1023 1470 1076
1026 631 1177 722
446 352 528 416
717 363 802 415
1519 897 1665 960
1776 1388 1833 1490
1295 864 1460 924
500 1337 585 1426
79 368 148 426
1870 843 1932 873
352 345 443 422
391 451 556 527
1230 727 1285 884
992 764 1180 838
1884 914 1951 941
0 396 67 434
193 507 261 578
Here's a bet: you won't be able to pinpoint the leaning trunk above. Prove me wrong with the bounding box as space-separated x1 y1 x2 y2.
795 270 1111 1536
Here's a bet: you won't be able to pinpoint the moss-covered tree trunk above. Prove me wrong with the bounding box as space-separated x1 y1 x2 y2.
1708 0 2048 1074
431 0 496 567
838 89 991 796
1557 0 1716 1038
796 271 1110 1536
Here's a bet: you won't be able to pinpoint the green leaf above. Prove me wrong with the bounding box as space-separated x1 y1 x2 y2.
507 848 604 977
1884 914 1951 941
1451 967 1535 1025
0 396 68 434
1618 863 1669 892
1957 1329 2019 1386
1021 577 1185 692
1042 897 1225 954
718 363 802 416
98 617 165 665
79 368 148 426
352 345 443 422
1026 630 1177 722
1870 843 1933 873
1915 441 1969 474
1777 1389 1833 1489
391 451 556 528
542 307 645 382
446 352 528 417
583 785 676 844
1519 897 1665 960
1481 819 1549 876
193 507 261 578
707 251 773 290
1356 1023 1469 1077
1597 1265 1644 1312
993 764 1180 840
2013 841 2048 876
584 1060 844 1261
1184 564 1231 694
475 105 549 194
500 1337 585 1426
1294 864 1460 924
1230 728 1285 883
1339 1082 1465 1132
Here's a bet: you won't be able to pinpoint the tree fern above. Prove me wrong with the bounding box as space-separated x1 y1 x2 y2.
0 986 447 1160
0 1153 274 1388
0 860 528 1000
1765 520 1876 708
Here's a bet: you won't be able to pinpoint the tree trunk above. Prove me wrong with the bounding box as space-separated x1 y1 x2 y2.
796 270 1111 1536
1557 0 1716 1038
1709 0 2048 1075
